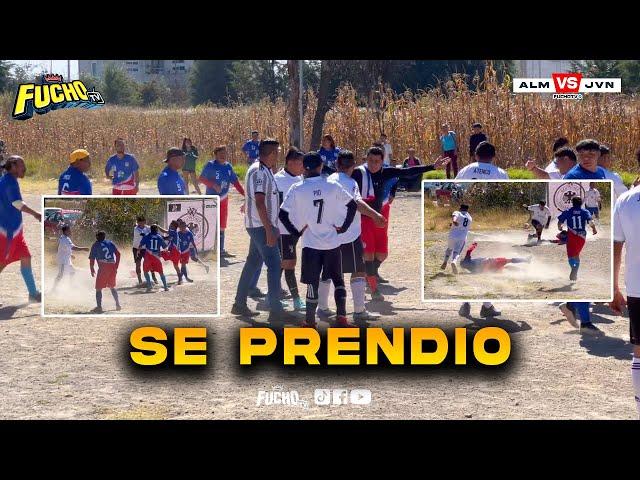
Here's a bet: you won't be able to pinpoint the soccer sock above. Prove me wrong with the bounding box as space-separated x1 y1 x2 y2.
160 274 168 289
365 261 378 292
136 264 142 283
181 264 188 279
220 230 225 252
443 248 452 263
110 288 120 306
632 357 640 417
568 257 579 268
284 269 299 299
20 266 38 296
351 278 366 313
373 258 382 275
306 282 319 324
144 272 152 288
334 284 347 317
96 290 102 309
318 279 331 310
572 302 591 325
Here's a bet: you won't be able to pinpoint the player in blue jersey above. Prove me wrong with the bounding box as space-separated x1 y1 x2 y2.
318 134 341 171
158 148 187 195
557 196 597 282
563 139 607 180
160 220 183 282
89 231 121 313
177 220 198 283
138 224 170 292
199 145 245 257
105 138 140 195
0 156 42 304
242 130 260 165
58 149 92 195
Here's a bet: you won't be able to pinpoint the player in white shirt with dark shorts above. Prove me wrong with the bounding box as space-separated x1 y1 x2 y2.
51 224 89 292
441 205 472 274
279 152 359 328
584 183 602 219
610 185 640 418
524 200 552 243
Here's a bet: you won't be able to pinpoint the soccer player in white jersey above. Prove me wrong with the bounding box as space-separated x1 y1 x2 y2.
133 216 157 286
523 200 551 243
455 141 508 180
584 182 602 220
274 147 306 312
598 145 628 201
318 150 387 323
279 152 359 328
456 141 505 318
51 224 89 292
440 204 472 274
610 184 640 418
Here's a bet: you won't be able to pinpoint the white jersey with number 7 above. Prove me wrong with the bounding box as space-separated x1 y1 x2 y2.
280 175 354 250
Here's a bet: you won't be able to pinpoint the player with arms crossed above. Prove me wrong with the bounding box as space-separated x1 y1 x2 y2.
610 184 640 418
441 204 472 274
523 200 551 243
557 196 597 283
138 224 170 292
89 231 121 313
279 152 358 328
351 146 449 300
456 142 506 318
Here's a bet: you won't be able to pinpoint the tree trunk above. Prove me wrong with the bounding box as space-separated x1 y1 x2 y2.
310 60 333 151
287 60 301 148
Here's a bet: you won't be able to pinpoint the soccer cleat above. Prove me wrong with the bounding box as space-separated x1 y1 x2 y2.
353 310 380 322
480 305 501 318
177 279 183 285
152 277 159 285
317 308 335 319
90 306 104 314
371 290 385 301
220 251 236 258
280 288 290 299
580 322 603 335
559 303 578 328
204 265 210 274
335 316 355 327
231 303 259 317
569 266 578 282
184 277 194 283
115 304 122 311
440 261 447 270
267 309 297 323
300 321 318 329
459 302 471 317
248 288 266 299
28 292 42 303
163 286 170 291
376 273 389 284
293 297 306 311
146 286 153 293
451 263 458 274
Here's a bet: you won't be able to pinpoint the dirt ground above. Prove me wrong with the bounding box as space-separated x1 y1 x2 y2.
424 226 612 301
0 181 636 419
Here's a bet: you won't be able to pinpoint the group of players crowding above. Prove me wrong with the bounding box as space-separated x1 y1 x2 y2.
49 216 208 313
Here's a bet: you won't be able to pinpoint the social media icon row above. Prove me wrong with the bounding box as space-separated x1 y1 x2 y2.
314 388 372 406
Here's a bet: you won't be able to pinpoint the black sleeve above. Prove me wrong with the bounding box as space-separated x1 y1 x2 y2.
278 208 301 237
390 182 398 197
383 164 435 180
351 168 363 193
322 164 336 176
338 200 358 233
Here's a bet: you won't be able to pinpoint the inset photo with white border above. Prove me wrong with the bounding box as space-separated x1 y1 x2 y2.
422 180 613 302
42 195 220 317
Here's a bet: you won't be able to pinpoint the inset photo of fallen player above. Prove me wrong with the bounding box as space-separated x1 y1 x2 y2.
423 180 613 302
41 195 219 317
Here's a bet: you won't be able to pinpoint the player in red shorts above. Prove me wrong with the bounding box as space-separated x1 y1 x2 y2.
0 156 42 305
139 224 170 292
89 231 121 313
460 242 531 273
160 220 182 283
176 220 198 283
350 146 449 300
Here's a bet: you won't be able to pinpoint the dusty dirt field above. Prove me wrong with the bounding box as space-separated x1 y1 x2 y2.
0 181 635 419
425 226 612 301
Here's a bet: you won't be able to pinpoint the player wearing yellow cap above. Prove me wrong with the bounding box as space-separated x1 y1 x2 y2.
58 149 93 195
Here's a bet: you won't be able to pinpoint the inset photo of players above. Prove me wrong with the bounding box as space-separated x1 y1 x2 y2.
41 195 219 317
423 180 613 302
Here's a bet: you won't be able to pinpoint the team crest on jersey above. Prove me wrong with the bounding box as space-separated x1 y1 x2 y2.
553 182 586 211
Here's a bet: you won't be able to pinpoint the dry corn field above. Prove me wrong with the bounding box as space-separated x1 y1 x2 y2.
1 73 640 180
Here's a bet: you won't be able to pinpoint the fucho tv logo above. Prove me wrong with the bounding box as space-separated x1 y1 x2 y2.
256 385 309 409
513 72 621 100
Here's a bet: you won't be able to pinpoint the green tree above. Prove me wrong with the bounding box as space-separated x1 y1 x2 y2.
79 71 103 92
570 60 621 78
140 79 171 106
618 60 640 93
189 60 233 106
102 63 140 106
229 60 287 102
0 60 13 92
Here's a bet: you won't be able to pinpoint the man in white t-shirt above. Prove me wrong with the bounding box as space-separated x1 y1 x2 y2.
584 183 602 219
132 215 157 286
544 137 570 176
610 185 640 418
526 146 578 180
456 140 506 318
524 200 552 243
380 133 393 166
441 205 472 274
279 152 358 328
598 144 628 201
456 141 508 180
51 224 89 292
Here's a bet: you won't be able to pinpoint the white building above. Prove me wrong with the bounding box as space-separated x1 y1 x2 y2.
515 60 575 77
78 60 194 86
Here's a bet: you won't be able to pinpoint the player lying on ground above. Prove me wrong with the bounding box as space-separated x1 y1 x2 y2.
89 231 121 313
557 196 597 282
138 224 170 292
459 242 531 273
523 200 551 243
0 155 42 305
51 224 89 292
317 150 387 323
441 204 472 274
279 152 358 328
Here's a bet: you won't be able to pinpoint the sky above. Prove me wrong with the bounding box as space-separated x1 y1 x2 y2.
10 60 79 80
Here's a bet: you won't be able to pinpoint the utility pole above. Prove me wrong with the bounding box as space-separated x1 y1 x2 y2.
67 60 71 80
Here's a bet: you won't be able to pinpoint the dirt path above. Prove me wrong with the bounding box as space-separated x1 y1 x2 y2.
425 226 611 300
0 183 635 419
